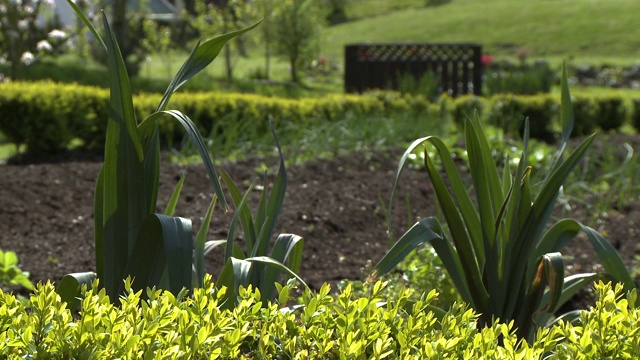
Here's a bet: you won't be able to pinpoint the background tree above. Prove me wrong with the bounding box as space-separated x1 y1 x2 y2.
256 0 275 80
95 0 153 77
193 0 257 82
272 0 325 83
0 0 67 80
141 18 174 78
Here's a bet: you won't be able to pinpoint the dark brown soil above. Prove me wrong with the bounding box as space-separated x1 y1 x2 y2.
1 134 639 312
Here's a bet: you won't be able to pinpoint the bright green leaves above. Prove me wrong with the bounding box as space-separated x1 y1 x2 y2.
374 62 634 342
3 279 640 358
0 249 33 291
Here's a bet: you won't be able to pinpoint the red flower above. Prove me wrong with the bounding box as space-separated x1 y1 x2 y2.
481 54 494 67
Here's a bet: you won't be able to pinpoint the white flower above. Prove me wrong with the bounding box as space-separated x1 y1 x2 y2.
48 29 66 39
20 52 34 65
18 20 28 30
36 40 52 52
24 5 33 13
0 4 6 13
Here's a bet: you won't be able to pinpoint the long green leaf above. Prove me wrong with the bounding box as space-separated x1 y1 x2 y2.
142 127 161 214
534 273 601 328
195 196 216 288
560 62 574 144
224 179 258 261
580 224 636 291
101 12 147 300
252 124 287 258
388 137 481 250
124 214 193 295
244 256 308 291
164 171 186 216
529 219 581 281
64 1 106 51
464 117 503 310
371 217 444 280
424 149 488 309
204 240 246 259
215 257 252 310
506 134 595 312
157 20 262 112
139 111 228 210
261 234 304 300
516 252 564 341
93 167 105 281
219 168 258 251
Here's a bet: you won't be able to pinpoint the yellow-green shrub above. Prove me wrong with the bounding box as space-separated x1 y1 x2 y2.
0 278 638 358
452 95 488 128
0 82 637 155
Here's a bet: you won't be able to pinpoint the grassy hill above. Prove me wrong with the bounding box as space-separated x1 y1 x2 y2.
323 0 640 66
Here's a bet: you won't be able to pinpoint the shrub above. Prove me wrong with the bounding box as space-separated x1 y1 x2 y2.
571 95 599 137
396 71 439 101
0 249 33 292
485 93 558 140
425 0 452 7
632 98 640 131
595 94 628 131
1 278 639 358
452 95 487 129
485 62 556 96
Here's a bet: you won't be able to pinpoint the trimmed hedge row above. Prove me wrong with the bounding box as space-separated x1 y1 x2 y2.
0 82 439 154
452 92 633 141
0 278 638 358
0 81 638 154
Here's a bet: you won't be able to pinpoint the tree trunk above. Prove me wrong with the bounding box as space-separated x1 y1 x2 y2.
225 45 233 81
290 56 298 83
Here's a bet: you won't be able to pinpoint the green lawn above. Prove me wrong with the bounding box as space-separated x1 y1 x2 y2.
323 0 640 66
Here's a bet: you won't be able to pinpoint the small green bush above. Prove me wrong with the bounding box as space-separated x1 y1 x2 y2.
632 98 640 131
572 95 599 137
485 63 556 96
595 94 628 131
485 93 558 140
452 95 487 128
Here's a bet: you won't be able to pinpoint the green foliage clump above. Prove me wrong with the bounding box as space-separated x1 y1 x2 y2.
631 98 640 131
452 95 487 128
595 94 628 132
1 82 638 155
0 249 33 292
1 278 639 358
571 95 599 137
485 93 558 140
548 282 640 359
485 64 556 96
374 68 635 342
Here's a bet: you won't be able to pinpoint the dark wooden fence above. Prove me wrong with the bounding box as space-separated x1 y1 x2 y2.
344 43 483 97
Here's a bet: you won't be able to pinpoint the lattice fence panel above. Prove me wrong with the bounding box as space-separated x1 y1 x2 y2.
345 43 482 97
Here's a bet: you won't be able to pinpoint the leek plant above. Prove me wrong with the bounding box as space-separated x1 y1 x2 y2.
371 64 635 342
57 4 305 308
